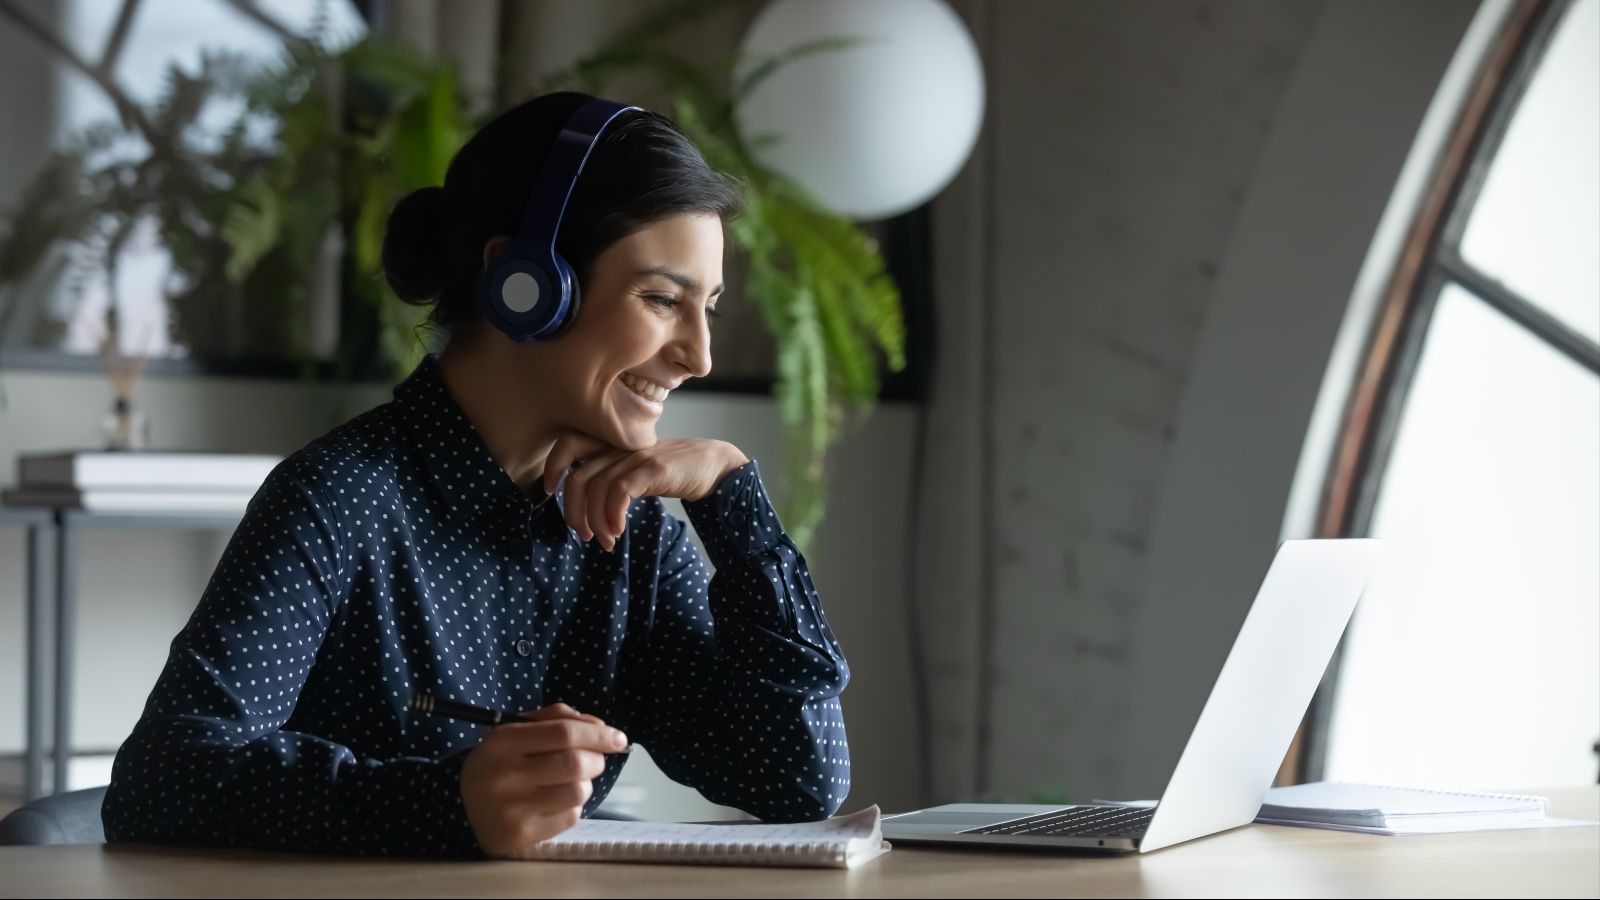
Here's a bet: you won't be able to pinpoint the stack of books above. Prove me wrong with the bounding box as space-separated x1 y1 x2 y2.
2 451 283 515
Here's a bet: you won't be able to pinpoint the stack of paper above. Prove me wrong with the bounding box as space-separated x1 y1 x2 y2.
1256 782 1582 835
1097 782 1597 836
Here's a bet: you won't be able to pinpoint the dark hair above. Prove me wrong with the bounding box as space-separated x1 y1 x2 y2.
381 92 742 332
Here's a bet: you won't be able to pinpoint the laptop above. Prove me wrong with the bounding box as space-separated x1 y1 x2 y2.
882 539 1382 853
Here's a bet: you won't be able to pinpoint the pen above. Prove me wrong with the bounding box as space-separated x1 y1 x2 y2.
408 691 521 727
408 691 632 753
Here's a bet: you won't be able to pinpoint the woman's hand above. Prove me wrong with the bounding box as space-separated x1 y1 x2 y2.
541 433 748 550
459 703 627 858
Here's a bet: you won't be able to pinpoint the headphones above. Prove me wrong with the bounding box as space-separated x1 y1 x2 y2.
481 98 639 341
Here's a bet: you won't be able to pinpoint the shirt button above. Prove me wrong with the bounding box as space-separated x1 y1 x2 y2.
730 510 747 527
515 639 533 657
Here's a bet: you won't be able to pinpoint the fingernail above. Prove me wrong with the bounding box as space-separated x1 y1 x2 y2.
610 729 628 748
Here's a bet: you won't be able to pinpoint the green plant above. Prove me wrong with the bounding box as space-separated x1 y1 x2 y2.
222 37 472 378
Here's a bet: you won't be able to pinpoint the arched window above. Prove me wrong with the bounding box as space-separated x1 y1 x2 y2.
1306 0 1599 788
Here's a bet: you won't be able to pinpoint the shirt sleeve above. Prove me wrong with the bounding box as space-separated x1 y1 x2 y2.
100 458 481 857
619 459 852 821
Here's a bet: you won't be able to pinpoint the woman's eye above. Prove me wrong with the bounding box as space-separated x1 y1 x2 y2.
643 293 718 325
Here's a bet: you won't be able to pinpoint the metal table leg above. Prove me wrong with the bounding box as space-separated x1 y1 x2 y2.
53 512 77 796
24 521 46 802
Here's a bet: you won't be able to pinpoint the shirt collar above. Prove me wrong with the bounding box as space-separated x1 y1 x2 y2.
393 354 553 524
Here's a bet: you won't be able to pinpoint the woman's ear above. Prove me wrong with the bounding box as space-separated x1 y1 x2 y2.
482 235 512 270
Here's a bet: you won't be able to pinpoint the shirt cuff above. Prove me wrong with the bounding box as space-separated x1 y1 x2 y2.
683 459 788 567
396 748 484 858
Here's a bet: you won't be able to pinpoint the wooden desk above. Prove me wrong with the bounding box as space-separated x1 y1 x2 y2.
1 788 1594 898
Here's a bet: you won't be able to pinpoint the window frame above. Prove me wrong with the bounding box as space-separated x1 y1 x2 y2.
1294 0 1600 783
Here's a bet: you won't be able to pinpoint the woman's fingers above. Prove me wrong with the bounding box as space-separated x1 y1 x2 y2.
588 457 650 550
603 476 636 547
561 450 626 540
542 432 610 496
491 719 628 759
522 702 606 727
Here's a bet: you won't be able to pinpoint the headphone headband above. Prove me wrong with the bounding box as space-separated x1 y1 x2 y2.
515 100 635 262
481 98 640 342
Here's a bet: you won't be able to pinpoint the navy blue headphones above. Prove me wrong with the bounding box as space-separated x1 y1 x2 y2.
480 98 639 341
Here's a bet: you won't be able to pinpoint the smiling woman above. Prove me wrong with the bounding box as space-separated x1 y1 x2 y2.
99 91 854 860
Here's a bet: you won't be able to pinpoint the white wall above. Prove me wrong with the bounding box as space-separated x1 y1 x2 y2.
915 0 1487 805
919 0 1328 804
1123 0 1482 797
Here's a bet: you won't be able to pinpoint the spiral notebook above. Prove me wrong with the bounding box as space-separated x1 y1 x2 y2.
523 804 891 868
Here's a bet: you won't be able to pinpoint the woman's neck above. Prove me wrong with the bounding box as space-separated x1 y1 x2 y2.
436 335 556 492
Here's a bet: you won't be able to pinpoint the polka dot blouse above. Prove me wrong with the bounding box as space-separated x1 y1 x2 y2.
101 354 852 857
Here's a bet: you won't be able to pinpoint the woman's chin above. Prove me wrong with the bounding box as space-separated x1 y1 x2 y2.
600 418 657 452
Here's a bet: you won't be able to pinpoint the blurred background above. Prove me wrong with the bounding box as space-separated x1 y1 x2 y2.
0 0 1594 823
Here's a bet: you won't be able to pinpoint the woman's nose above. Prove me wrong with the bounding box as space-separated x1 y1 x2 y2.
670 315 713 378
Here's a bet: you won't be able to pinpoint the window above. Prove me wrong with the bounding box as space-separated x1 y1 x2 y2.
1311 0 1600 789
0 0 364 371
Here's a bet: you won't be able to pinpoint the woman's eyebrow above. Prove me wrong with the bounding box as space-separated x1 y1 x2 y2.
636 266 725 298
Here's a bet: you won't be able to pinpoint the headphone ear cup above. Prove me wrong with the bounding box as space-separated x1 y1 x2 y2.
552 256 580 336
480 255 556 340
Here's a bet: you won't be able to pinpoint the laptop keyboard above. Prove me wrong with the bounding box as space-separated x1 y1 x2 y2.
958 805 1155 839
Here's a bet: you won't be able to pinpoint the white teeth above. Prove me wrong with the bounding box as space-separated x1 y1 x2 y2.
621 373 669 403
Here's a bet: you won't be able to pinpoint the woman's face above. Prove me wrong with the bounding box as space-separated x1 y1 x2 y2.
536 213 722 450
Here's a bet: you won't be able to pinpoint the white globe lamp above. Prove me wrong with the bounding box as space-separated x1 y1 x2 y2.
734 0 985 220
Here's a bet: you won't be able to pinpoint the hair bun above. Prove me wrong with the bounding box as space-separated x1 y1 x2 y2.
382 186 457 303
